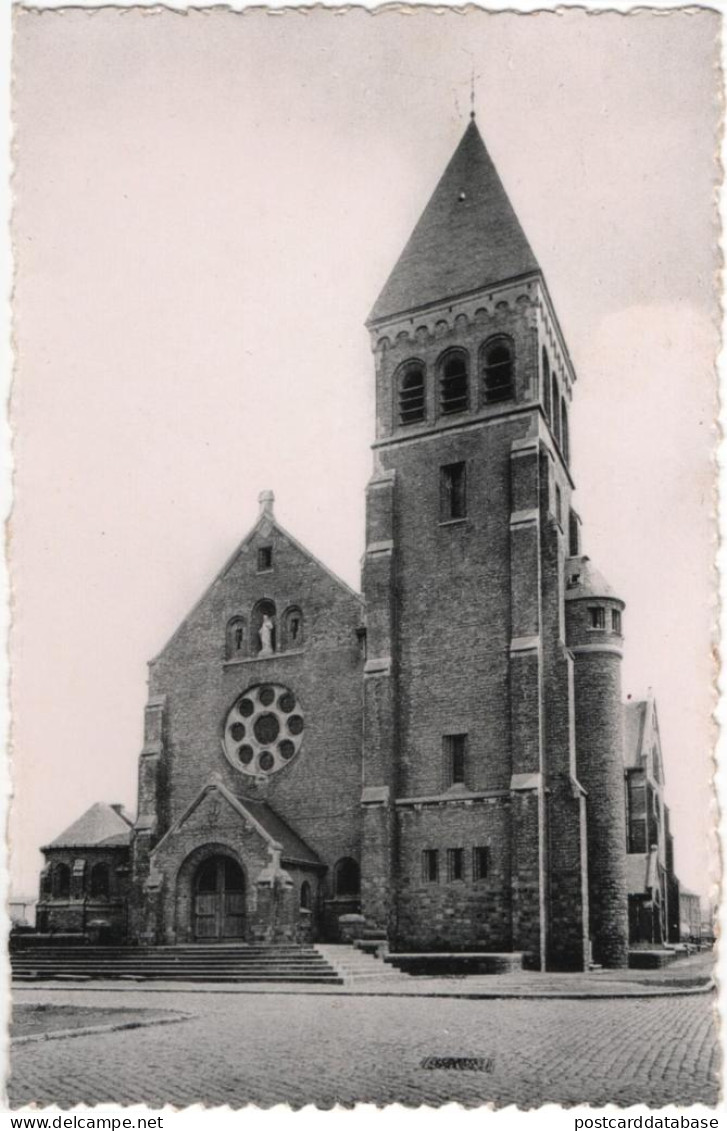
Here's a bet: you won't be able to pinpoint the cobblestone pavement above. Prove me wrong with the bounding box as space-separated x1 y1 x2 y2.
9 987 719 1109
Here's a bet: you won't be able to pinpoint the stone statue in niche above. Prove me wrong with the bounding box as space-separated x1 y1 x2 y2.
259 614 275 655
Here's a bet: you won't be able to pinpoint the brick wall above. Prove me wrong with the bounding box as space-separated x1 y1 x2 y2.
395 798 512 952
131 517 364 938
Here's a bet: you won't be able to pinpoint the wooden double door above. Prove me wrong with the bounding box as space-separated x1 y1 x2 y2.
193 855 245 941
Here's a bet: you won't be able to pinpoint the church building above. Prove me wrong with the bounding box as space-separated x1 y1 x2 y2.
33 118 686 972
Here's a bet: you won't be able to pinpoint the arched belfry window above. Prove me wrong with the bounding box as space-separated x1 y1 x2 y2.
398 361 426 426
251 600 277 656
334 857 360 898
561 398 570 464
542 348 551 419
226 616 246 659
438 351 469 416
481 338 514 404
282 606 304 651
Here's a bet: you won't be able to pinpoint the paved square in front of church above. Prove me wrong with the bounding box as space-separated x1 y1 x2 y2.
9 986 718 1109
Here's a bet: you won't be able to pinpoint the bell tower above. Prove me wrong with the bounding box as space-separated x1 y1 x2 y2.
360 118 603 970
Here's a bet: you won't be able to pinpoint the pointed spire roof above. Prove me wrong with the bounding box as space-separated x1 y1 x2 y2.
369 119 540 324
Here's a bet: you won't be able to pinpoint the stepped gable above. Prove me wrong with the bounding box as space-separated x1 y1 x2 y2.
369 118 540 324
44 802 133 850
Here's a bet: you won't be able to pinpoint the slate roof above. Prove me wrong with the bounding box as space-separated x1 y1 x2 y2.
623 701 648 770
242 797 321 868
369 118 540 324
46 802 133 850
564 556 620 602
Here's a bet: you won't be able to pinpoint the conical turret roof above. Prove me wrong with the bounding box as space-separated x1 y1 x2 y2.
369 119 540 324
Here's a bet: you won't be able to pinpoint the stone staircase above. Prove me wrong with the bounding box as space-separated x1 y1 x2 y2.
315 943 401 983
10 943 343 985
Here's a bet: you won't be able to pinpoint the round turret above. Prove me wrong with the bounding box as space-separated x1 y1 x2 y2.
565 555 629 969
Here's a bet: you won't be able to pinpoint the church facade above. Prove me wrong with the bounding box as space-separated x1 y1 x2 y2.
35 119 687 972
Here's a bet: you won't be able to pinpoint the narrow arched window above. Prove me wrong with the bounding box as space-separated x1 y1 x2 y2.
561 398 570 464
226 616 246 659
398 362 426 426
482 339 514 404
282 606 304 651
334 857 360 898
89 863 110 899
542 348 551 419
53 862 70 899
551 375 561 444
300 881 311 910
439 352 469 415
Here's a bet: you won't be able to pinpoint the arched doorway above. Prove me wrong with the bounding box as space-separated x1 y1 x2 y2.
193 855 245 941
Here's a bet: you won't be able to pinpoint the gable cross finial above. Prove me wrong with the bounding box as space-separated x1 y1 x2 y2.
470 65 476 119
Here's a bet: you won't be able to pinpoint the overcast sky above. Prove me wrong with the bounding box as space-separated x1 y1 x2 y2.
10 7 720 900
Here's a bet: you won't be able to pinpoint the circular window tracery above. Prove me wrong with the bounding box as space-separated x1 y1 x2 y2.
222 683 304 777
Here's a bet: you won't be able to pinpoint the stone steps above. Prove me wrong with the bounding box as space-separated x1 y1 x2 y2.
10 943 344 984
315 943 401 982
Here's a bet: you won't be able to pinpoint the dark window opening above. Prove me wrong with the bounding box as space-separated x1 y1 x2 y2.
444 733 467 788
399 364 426 425
482 341 514 404
561 399 570 464
551 375 560 439
588 606 606 630
53 863 70 899
422 849 439 884
300 881 311 910
439 354 469 415
473 846 490 880
440 462 467 521
89 863 110 899
555 485 562 525
612 608 622 634
447 848 464 882
226 616 246 659
568 510 580 557
283 606 304 650
257 546 273 572
628 772 647 854
334 857 360 898
542 348 551 418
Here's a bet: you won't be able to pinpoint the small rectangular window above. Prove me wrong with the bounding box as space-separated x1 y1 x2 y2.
588 606 605 630
444 734 467 788
612 609 622 634
473 846 489 881
447 848 464 882
257 546 273 572
440 462 467 521
555 484 562 525
422 849 439 884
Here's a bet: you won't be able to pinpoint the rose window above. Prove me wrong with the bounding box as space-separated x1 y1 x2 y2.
222 684 304 777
